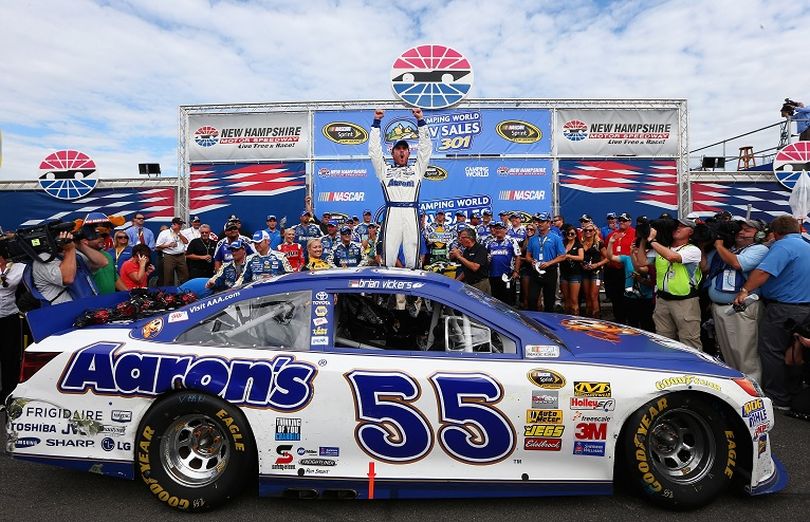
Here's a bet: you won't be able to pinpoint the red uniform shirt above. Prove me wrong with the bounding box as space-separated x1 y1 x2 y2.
606 227 636 269
278 242 305 271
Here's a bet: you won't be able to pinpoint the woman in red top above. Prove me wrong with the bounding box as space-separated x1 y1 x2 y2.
120 244 153 289
278 229 305 271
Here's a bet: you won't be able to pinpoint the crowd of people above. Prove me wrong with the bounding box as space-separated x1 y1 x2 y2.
1 201 809 414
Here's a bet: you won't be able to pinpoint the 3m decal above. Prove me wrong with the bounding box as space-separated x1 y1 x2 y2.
59 342 316 411
574 422 608 440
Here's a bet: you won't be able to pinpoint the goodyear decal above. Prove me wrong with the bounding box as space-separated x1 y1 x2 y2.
59 342 316 411
655 375 721 392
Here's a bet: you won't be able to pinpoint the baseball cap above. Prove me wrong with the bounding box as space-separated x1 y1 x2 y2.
227 214 240 222
618 212 632 221
498 210 508 216
471 212 481 218
715 210 732 219
190 215 201 223
83 212 110 225
606 212 617 219
301 211 311 217
482 210 492 216
636 215 649 225
741 219 765 230
252 230 270 243
492 222 507 229
352 216 360 221
266 214 276 221
224 220 239 231
676 218 696 229
579 214 593 223
455 210 465 216
227 239 245 250
327 219 338 227
392 140 410 149
534 212 551 222
171 217 185 225
363 209 372 216
339 225 352 234
368 223 379 229
509 212 521 219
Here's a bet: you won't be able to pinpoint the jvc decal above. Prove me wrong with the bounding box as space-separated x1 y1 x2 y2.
345 370 515 465
59 342 316 411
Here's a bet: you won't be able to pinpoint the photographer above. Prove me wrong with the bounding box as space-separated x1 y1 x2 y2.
32 228 107 304
733 215 810 410
781 98 810 141
646 218 703 350
703 219 769 381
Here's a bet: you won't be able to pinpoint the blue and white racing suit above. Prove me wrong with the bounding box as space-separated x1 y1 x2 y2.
369 119 432 268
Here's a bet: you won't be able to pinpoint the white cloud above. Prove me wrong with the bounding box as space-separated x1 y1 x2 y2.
1 0 808 180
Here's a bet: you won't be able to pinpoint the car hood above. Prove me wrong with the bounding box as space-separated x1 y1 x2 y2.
524 312 742 378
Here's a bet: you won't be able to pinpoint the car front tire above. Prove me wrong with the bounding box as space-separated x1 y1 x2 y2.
623 393 737 509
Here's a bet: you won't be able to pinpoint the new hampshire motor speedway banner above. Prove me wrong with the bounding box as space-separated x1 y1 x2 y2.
0 187 176 233
556 109 678 156
559 159 795 224
188 112 309 162
189 162 306 234
314 108 551 158
315 158 552 222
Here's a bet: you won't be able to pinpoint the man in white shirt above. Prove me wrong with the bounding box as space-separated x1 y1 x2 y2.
156 217 189 285
180 215 203 247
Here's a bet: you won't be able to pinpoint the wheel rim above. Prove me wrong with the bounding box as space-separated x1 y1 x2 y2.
647 407 716 485
160 414 230 487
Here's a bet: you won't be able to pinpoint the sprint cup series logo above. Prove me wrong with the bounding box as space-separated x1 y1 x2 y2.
390 44 474 110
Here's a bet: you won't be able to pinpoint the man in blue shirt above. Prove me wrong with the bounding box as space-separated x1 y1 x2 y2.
525 212 566 312
782 99 810 141
125 212 156 249
704 220 769 382
734 216 810 410
264 214 283 250
601 212 618 241
293 211 323 254
487 222 522 305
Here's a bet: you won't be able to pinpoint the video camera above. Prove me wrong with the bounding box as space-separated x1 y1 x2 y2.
694 218 741 249
781 98 802 116
636 216 677 248
0 220 78 263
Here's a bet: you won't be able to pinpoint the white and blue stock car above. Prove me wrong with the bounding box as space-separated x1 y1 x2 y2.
6 268 786 511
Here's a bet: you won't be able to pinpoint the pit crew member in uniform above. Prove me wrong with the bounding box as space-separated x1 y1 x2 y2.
319 220 340 253
332 226 367 268
206 240 248 292
451 211 471 234
477 210 494 247
278 228 305 272
507 213 527 243
213 221 253 272
487 222 522 305
353 210 374 243
369 108 432 268
423 211 457 267
293 211 323 256
236 230 294 285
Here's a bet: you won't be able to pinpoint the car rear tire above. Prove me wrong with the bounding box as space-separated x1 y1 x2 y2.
623 393 737 509
135 392 255 512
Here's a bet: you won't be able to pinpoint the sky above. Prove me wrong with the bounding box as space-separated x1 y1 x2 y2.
1 0 808 181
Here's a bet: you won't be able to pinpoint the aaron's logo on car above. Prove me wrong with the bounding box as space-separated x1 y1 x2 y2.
322 122 369 145
527 369 566 389
496 120 543 144
424 165 448 181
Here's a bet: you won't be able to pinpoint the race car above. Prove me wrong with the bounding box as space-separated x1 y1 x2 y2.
5 268 786 512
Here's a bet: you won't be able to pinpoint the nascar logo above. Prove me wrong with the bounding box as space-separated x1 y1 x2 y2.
318 191 365 202
499 190 546 201
390 44 474 110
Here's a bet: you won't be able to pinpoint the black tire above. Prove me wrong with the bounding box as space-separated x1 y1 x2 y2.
623 393 737 510
135 392 255 512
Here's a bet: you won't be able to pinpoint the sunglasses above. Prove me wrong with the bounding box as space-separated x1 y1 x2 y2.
566 232 577 236
115 235 128 240
527 227 536 231
584 229 595 233
134 217 145 220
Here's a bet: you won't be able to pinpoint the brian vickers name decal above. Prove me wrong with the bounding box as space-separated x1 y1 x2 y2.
59 342 316 411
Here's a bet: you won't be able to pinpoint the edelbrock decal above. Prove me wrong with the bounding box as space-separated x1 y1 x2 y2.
59 342 316 411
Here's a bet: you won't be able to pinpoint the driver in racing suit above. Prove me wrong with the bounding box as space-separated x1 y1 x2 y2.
369 108 432 268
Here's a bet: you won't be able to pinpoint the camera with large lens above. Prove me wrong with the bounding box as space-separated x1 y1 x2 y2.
694 218 740 249
639 217 677 248
781 97 801 116
2 220 77 263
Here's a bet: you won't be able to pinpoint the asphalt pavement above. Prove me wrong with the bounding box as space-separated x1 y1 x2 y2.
1 409 808 522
